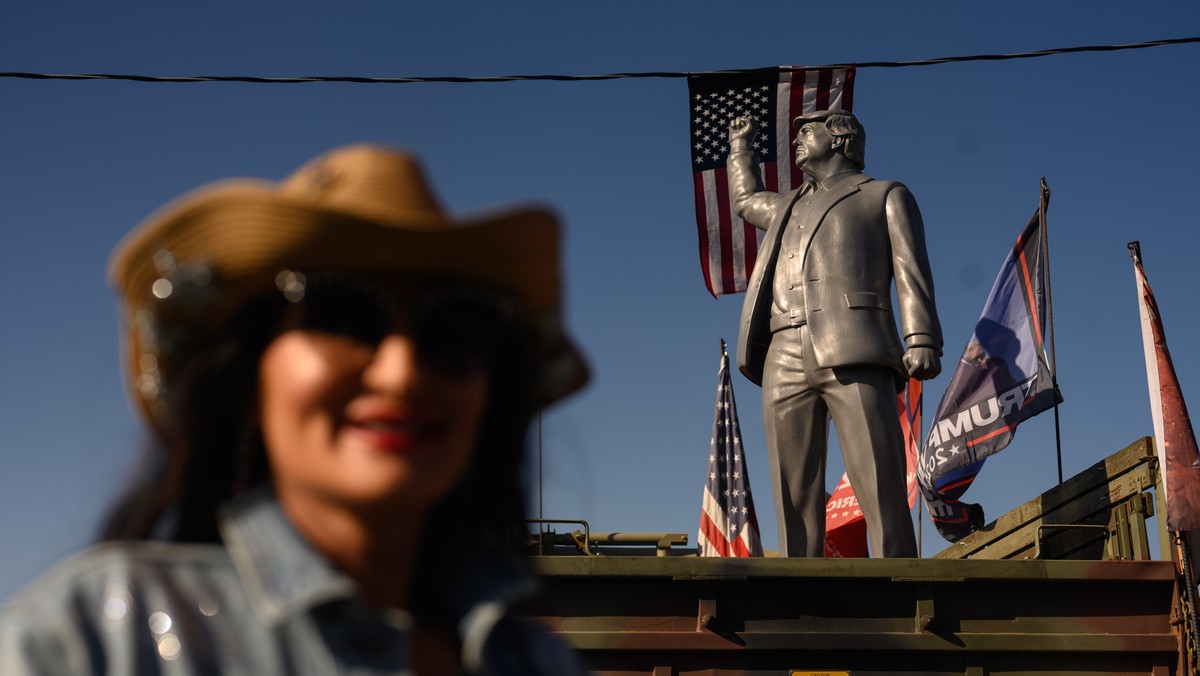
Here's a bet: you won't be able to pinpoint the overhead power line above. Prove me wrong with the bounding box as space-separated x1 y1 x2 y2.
2 35 1198 86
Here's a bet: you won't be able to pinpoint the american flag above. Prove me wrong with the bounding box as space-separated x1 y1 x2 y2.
698 344 763 557
688 67 855 297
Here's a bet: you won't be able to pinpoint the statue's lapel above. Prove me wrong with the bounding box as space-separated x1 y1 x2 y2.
797 173 871 258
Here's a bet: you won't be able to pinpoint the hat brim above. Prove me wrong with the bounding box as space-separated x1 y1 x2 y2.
792 109 857 130
111 179 588 421
112 180 563 315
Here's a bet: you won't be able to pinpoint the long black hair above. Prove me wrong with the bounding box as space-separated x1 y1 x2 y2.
101 294 283 543
99 290 540 556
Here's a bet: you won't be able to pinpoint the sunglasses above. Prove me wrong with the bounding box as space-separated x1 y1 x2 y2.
273 270 517 377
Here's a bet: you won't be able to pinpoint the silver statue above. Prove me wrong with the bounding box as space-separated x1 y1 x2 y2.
728 110 942 557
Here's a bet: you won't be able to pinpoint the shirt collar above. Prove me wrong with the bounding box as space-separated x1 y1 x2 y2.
218 490 541 631
219 490 359 626
812 169 860 193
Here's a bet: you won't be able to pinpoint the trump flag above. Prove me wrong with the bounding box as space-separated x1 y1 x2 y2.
687 67 854 297
919 209 1060 542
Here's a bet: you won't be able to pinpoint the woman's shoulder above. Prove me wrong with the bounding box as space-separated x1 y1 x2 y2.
7 540 232 606
4 541 239 634
1 540 236 675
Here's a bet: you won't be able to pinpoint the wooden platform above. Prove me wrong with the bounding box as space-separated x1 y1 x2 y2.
527 556 1182 675
934 437 1161 561
520 437 1188 674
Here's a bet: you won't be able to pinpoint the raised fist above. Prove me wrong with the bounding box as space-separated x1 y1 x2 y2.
728 115 758 144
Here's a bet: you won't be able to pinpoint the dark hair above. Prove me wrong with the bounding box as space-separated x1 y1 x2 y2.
100 292 540 556
100 295 285 542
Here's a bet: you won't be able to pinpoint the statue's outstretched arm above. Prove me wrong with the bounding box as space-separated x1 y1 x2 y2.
727 115 785 230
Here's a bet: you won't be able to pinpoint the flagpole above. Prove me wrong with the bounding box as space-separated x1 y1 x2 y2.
917 494 923 556
538 411 544 552
1176 532 1200 662
1039 177 1064 485
917 389 924 556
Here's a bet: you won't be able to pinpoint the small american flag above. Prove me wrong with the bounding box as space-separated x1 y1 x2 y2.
698 344 763 557
687 67 855 297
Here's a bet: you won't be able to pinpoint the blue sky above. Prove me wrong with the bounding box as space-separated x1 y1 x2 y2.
3 2 1200 598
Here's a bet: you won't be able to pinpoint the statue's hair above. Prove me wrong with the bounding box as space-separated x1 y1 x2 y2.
822 113 867 170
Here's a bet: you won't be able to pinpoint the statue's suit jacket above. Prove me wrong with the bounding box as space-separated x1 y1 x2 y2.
731 154 941 387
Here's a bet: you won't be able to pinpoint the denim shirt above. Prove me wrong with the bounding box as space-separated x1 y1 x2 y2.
0 493 585 675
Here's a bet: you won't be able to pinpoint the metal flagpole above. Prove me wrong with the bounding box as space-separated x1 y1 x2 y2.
1176 532 1200 668
917 387 924 556
917 493 923 555
1039 177 1064 485
538 411 544 551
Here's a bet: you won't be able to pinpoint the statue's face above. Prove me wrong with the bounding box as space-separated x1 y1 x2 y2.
793 122 835 170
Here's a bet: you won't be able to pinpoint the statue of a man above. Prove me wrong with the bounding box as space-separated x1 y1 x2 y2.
728 110 942 557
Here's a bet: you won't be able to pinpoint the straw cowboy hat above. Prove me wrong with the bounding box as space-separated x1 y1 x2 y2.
109 143 588 424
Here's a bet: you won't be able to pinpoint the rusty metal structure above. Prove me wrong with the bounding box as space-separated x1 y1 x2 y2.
521 437 1196 675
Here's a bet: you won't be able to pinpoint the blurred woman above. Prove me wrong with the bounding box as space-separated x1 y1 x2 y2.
0 144 589 675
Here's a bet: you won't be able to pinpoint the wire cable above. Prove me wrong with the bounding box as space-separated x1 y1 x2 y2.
2 35 1198 85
